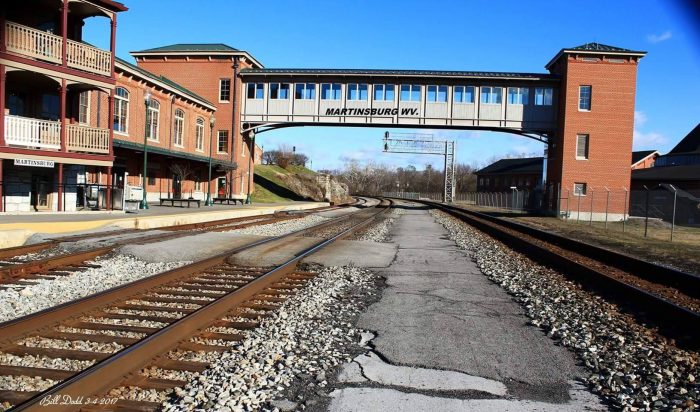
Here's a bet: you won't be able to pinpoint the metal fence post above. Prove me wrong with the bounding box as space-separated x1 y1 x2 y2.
670 185 677 242
622 187 628 233
643 185 650 238
556 183 561 218
604 187 610 229
576 191 581 223
565 189 570 221
589 187 594 226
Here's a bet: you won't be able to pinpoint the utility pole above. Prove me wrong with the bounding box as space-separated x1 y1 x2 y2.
382 132 456 202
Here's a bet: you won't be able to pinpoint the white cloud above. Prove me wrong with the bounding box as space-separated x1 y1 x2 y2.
634 110 648 127
633 129 667 150
647 30 672 44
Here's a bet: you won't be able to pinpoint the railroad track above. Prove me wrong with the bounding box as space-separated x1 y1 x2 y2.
0 200 363 288
414 199 700 348
0 198 391 411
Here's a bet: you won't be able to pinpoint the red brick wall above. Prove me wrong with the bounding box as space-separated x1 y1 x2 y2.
547 55 640 215
631 154 657 170
135 56 254 195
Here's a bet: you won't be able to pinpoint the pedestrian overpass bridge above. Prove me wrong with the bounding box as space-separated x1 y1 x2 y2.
239 68 559 142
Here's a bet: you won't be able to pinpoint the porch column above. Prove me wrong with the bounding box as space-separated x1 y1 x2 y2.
59 79 67 151
0 64 5 147
109 15 117 78
0 6 6 53
108 90 114 156
106 166 112 210
57 163 64 212
61 0 68 67
0 159 4 213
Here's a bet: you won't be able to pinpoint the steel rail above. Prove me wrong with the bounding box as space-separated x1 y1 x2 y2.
9 198 391 411
412 199 700 347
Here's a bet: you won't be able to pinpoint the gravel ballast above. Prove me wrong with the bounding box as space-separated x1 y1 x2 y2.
231 215 329 237
431 209 699 411
160 265 378 411
0 254 188 323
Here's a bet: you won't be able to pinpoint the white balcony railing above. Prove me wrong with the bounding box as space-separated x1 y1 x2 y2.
5 21 62 64
5 21 112 77
4 115 61 150
67 124 110 154
66 39 111 77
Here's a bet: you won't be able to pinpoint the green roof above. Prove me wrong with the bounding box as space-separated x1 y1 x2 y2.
115 57 215 108
241 68 557 80
134 43 240 53
113 140 237 169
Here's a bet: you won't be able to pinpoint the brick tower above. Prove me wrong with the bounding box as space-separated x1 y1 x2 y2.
545 43 646 220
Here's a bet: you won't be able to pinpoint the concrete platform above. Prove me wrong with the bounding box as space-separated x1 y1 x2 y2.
0 201 327 248
327 205 606 411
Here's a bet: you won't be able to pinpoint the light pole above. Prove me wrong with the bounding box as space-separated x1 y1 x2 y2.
245 130 255 204
205 115 216 206
510 186 517 211
140 91 151 209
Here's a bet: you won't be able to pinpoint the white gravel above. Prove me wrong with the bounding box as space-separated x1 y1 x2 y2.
228 215 329 237
431 209 699 411
161 265 377 411
0 254 188 323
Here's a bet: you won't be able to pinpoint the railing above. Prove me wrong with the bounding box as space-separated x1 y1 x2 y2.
67 124 109 154
5 21 62 64
5 21 112 77
66 39 111 76
4 115 61 150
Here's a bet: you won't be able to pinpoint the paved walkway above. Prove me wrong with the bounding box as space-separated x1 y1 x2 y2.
328 205 606 411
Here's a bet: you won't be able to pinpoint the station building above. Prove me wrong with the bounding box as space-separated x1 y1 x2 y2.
130 44 264 200
0 0 127 212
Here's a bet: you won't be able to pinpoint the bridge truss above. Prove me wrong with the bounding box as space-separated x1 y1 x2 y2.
382 132 456 203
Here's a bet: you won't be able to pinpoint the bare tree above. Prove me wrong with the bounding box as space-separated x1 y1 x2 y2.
170 163 195 199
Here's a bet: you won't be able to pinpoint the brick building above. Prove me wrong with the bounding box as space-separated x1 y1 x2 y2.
475 157 544 192
130 44 264 200
631 150 659 170
545 43 645 220
83 57 227 204
0 0 127 212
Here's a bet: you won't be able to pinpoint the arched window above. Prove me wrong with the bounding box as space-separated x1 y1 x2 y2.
195 117 204 151
146 99 160 141
173 108 185 147
114 87 129 133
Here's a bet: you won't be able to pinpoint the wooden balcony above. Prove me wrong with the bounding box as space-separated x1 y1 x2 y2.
67 124 109 154
4 115 109 155
5 21 112 77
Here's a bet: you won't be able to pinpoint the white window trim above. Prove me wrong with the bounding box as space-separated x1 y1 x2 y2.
269 83 290 100
79 92 90 125
347 83 368 101
320 83 341 100
114 87 129 134
534 87 553 106
481 86 503 105
247 83 264 100
573 183 587 197
146 100 160 142
219 79 231 103
399 84 421 102
217 131 229 154
453 86 475 104
507 87 528 105
295 83 316 100
578 85 592 112
426 85 448 103
195 118 205 152
575 134 589 160
373 84 395 101
173 109 185 148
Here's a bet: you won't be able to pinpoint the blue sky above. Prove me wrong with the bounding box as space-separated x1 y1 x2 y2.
86 0 700 171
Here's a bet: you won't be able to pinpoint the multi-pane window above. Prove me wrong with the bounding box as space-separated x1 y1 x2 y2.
269 83 290 100
114 87 129 133
295 83 316 100
347 84 368 100
426 85 448 102
400 84 421 102
219 79 231 102
373 84 395 101
173 109 184 147
576 134 589 159
574 182 587 196
534 88 553 106
579 85 592 110
217 130 228 153
78 92 90 124
453 86 475 103
146 99 160 141
481 86 502 104
321 83 342 100
507 87 529 105
195 117 204 151
246 83 264 99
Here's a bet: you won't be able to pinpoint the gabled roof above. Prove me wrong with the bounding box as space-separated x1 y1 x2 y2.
115 57 216 111
545 42 646 70
632 164 700 182
131 43 263 68
240 68 558 81
632 150 659 166
135 44 239 53
669 123 700 155
476 157 544 175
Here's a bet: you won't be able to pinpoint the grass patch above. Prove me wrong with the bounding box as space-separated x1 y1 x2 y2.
250 183 292 203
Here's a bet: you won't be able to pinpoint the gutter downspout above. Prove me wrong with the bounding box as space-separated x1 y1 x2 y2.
230 58 239 197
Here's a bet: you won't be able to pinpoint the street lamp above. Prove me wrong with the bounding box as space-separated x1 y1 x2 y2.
140 91 152 209
245 130 255 204
510 186 517 211
205 115 216 206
